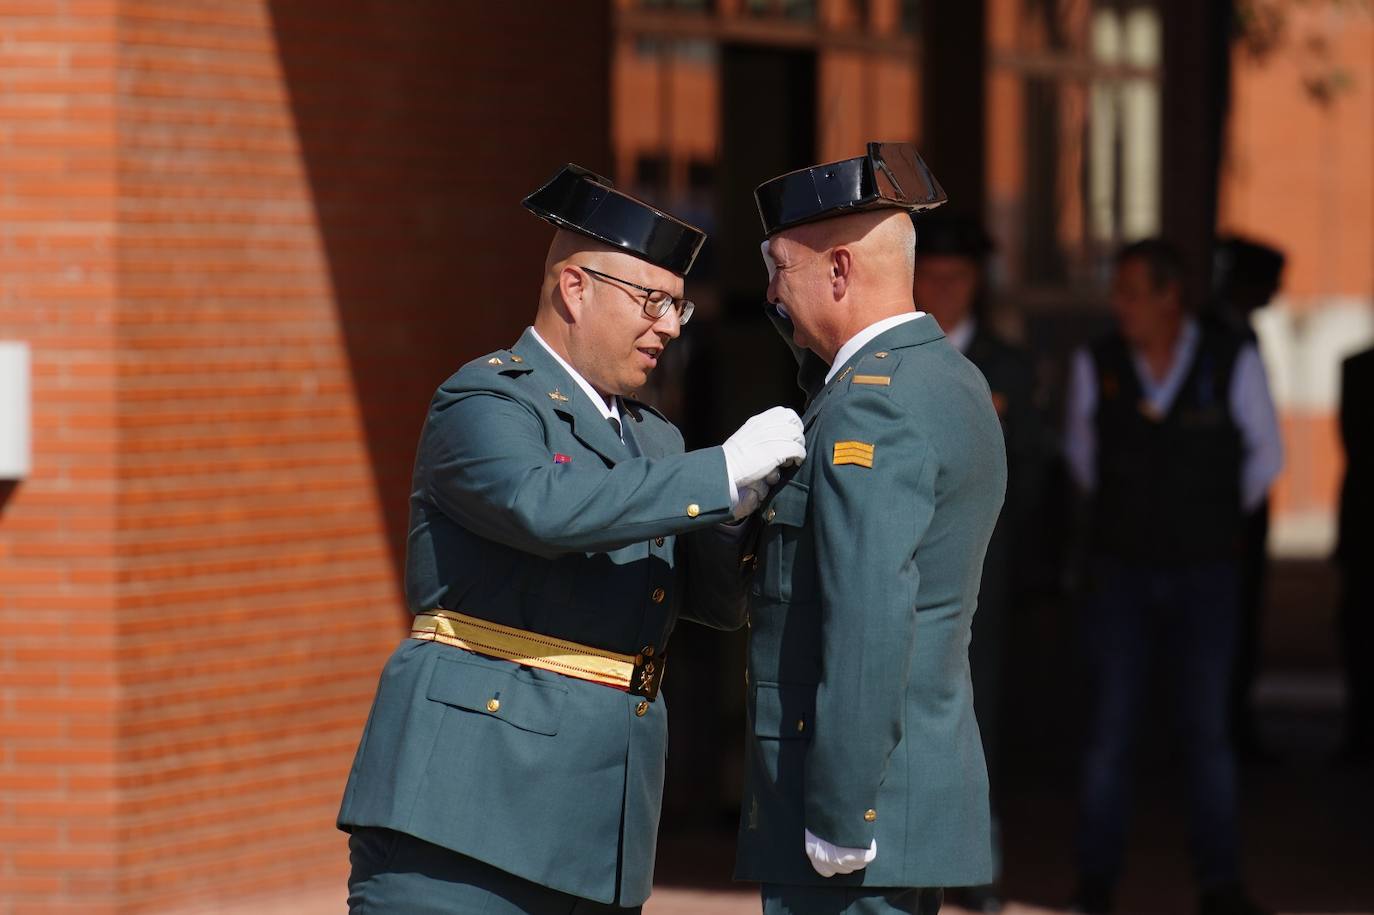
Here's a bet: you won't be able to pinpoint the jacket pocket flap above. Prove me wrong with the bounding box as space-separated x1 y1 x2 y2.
752 681 815 740
427 653 567 736
765 479 809 528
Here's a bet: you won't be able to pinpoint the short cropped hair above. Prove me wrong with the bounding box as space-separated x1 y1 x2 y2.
1116 238 1185 292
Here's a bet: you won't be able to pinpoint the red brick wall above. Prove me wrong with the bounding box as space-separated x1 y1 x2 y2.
0 2 610 911
0 2 122 910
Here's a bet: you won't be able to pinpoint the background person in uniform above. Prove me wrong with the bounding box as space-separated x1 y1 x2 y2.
1207 236 1287 761
734 143 1007 915
1063 239 1282 915
912 212 1042 913
337 165 807 914
1336 344 1374 764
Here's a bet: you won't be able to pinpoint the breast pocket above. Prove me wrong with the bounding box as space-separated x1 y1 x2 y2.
754 479 809 602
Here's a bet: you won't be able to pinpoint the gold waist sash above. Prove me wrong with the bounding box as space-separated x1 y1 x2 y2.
411 609 664 699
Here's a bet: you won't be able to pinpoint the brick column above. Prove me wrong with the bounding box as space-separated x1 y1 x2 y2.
0 2 609 911
0 2 122 907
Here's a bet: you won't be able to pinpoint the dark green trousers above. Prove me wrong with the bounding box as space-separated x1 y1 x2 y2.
761 884 943 915
347 827 641 914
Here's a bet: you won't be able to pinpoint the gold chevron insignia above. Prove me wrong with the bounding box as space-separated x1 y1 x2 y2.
833 441 875 468
548 388 570 403
487 357 503 365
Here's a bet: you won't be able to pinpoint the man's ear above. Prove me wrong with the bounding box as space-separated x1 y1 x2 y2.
558 265 588 322
831 247 854 299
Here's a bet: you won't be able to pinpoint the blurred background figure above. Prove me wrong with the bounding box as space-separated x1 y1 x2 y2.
1208 237 1286 342
1336 344 1374 765
913 212 1043 914
1207 236 1287 762
1063 239 1282 915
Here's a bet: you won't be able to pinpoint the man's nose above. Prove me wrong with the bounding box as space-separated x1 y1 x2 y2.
652 306 681 340
766 274 779 306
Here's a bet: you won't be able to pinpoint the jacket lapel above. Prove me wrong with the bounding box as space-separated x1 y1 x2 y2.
510 328 627 466
620 403 670 459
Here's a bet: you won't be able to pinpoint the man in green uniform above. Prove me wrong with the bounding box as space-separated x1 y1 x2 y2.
338 164 806 914
735 144 1008 914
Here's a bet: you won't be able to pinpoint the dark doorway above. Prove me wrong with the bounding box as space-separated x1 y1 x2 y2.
702 42 816 437
658 43 816 846
717 44 817 318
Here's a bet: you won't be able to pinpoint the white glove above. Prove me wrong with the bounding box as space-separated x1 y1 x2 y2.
731 469 781 521
804 829 877 878
722 407 805 491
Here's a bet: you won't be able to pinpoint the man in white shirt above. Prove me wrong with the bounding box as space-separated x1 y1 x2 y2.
1063 239 1280 915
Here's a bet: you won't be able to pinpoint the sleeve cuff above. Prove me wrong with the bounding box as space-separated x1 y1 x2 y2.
721 446 739 510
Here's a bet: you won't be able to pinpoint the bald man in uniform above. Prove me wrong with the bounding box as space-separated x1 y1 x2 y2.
735 144 1007 915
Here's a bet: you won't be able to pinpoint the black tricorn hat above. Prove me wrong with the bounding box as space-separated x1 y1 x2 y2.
754 142 946 236
522 164 706 276
912 212 994 259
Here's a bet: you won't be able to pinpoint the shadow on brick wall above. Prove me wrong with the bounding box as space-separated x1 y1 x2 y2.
267 1 611 585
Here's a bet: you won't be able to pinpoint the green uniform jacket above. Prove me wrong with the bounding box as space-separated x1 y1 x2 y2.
735 312 1006 888
338 328 750 906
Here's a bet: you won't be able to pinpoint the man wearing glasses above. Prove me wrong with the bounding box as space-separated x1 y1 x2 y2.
338 165 806 913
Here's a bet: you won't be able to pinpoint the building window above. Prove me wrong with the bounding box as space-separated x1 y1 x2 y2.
744 0 818 21
900 0 921 35
987 0 1163 296
641 0 715 11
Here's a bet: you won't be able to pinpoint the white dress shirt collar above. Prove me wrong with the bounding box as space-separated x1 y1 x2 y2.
1130 318 1200 411
824 311 926 384
528 327 620 424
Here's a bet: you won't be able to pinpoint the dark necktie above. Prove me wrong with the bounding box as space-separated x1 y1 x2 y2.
614 414 643 458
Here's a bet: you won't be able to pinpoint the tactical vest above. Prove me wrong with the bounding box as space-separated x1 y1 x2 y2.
1090 329 1244 563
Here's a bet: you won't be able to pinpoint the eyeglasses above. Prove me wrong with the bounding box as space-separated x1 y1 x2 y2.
577 265 695 325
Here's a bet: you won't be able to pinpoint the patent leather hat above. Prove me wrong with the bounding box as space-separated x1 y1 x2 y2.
755 142 946 236
523 164 707 276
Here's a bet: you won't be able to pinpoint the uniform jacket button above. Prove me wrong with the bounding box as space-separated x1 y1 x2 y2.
864 808 877 822
635 700 649 717
686 503 700 518
486 698 500 713
651 587 666 603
